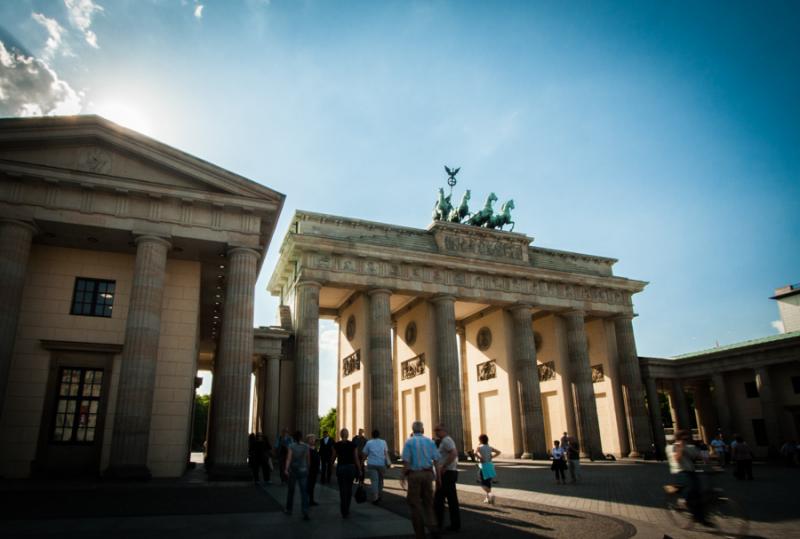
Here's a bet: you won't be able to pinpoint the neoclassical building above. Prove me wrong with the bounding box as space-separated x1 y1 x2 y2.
641 284 800 458
0 115 284 478
267 211 653 459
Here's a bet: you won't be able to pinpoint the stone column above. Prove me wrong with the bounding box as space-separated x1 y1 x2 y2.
711 373 732 437
368 288 395 455
669 378 692 430
431 295 464 453
294 281 321 438
562 310 604 459
644 376 667 458
755 366 782 456
510 304 548 459
108 235 171 478
264 354 281 440
613 316 653 457
0 219 36 422
207 246 259 479
457 326 473 452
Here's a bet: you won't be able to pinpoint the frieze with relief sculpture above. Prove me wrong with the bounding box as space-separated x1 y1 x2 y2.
343 350 361 376
401 354 426 380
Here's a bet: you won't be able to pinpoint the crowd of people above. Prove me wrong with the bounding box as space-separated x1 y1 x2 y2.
245 422 781 536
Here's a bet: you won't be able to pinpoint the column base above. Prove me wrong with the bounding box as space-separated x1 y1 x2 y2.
207 463 252 481
627 451 641 458
104 465 152 481
520 452 533 459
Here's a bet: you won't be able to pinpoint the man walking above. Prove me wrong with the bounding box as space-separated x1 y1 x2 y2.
362 429 390 503
402 421 440 539
434 424 461 532
566 437 580 483
319 430 335 483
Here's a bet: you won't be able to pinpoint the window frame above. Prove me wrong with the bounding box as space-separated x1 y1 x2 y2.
70 277 116 318
50 366 105 445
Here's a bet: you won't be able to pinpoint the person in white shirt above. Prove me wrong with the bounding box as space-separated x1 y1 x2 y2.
433 424 461 532
667 429 710 527
551 440 567 484
362 429 390 503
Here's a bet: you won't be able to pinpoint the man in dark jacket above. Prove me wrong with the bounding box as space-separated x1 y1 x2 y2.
319 430 335 483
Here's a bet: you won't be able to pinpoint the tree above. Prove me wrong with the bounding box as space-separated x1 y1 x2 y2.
192 394 210 451
319 407 336 439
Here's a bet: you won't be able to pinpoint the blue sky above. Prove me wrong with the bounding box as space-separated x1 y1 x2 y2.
2 1 798 412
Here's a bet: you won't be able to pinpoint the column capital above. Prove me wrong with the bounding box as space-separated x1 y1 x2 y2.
508 303 533 314
611 313 635 322
430 294 456 304
295 280 322 290
134 234 172 249
226 246 260 259
367 288 392 297
0 218 38 235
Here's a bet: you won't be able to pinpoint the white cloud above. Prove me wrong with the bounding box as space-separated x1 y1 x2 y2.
32 13 66 60
771 320 785 333
0 41 82 117
194 4 204 19
64 0 104 48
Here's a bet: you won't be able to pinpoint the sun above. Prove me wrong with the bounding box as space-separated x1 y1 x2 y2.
90 100 154 136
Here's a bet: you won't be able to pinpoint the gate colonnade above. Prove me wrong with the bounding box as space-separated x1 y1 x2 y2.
266 211 653 459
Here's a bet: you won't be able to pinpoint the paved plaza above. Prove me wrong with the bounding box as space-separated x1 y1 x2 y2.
1 456 798 538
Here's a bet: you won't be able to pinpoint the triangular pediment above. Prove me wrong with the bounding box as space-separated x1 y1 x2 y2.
0 115 283 204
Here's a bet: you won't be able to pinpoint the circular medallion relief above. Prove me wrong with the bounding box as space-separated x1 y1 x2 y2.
477 327 492 351
534 331 543 352
405 321 417 346
346 315 356 341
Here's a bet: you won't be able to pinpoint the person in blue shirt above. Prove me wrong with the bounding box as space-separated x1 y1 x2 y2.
401 421 439 539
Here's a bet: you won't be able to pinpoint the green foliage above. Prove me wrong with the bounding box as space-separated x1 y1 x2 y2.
192 394 210 451
319 407 336 439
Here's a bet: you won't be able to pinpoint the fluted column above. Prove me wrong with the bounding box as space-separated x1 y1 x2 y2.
457 326 473 452
108 235 171 478
644 376 667 458
711 373 732 436
613 316 652 457
208 246 259 478
562 310 604 459
755 366 782 456
368 288 395 455
0 219 36 422
264 354 281 440
431 295 464 453
669 378 692 430
510 304 548 459
294 281 321 437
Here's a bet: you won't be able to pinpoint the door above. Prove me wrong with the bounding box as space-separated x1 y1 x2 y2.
35 351 113 477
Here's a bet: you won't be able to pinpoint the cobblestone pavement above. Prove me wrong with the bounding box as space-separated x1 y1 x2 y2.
415 458 799 539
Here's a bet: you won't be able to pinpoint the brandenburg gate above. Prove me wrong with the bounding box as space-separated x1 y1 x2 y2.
266 205 651 460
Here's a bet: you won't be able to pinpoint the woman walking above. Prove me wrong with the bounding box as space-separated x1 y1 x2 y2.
476 434 501 504
284 431 311 520
551 440 567 484
332 428 362 518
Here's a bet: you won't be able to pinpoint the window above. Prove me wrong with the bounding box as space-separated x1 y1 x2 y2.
792 376 800 394
751 418 768 447
70 278 115 317
51 367 104 444
744 381 759 398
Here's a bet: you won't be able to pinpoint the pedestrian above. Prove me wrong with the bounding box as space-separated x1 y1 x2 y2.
401 420 440 539
710 433 727 467
551 440 567 484
248 433 261 483
779 440 796 467
259 434 273 483
362 429 390 503
566 436 580 483
353 428 368 480
284 430 310 520
307 434 320 506
433 424 461 532
732 435 754 480
667 429 710 526
332 428 361 518
560 431 569 448
476 434 500 504
319 430 335 483
278 428 292 484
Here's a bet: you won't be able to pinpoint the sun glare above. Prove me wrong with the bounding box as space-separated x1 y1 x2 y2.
90 100 155 136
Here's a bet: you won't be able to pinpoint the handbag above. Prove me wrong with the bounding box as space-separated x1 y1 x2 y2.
354 483 367 503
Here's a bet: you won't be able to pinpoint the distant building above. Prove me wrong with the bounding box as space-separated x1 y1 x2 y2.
640 282 800 458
